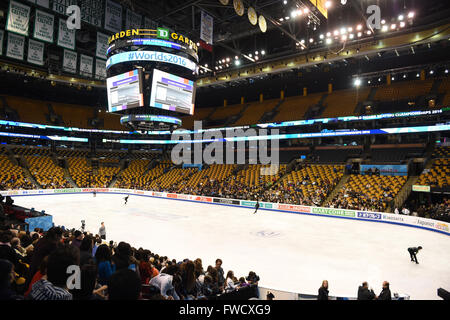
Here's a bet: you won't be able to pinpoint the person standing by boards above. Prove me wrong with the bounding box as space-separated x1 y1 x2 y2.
99 222 106 240
253 200 260 214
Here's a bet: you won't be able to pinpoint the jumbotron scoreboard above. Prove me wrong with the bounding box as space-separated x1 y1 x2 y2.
105 27 199 131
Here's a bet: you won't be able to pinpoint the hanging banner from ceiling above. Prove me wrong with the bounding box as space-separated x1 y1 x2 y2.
95 58 107 80
80 54 94 77
34 9 55 43
6 1 31 36
52 0 77 16
104 0 123 33
27 38 45 65
57 18 76 50
125 9 142 29
200 11 213 45
96 32 109 59
6 32 25 60
0 30 4 56
63 49 77 73
80 0 104 27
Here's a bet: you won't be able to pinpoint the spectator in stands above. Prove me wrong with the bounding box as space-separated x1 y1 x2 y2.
225 270 238 293
377 281 392 300
95 244 115 286
25 256 47 298
29 244 79 300
246 271 259 286
0 259 23 300
149 265 181 300
394 208 400 215
70 230 83 248
0 230 20 268
79 235 94 266
357 282 376 300
70 264 103 300
194 258 204 279
179 260 198 299
317 280 329 300
215 258 225 287
108 268 142 300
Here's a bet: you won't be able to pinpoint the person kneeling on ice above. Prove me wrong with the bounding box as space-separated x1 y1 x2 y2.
408 246 422 264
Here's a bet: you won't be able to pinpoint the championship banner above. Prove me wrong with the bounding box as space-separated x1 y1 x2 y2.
104 0 123 33
0 30 4 56
125 9 142 29
52 0 77 16
27 38 44 65
144 16 154 29
80 0 104 28
79 54 93 77
34 9 54 43
96 32 109 59
6 1 31 36
200 11 213 45
6 32 25 60
27 0 50 8
95 58 106 79
57 18 76 50
62 49 77 73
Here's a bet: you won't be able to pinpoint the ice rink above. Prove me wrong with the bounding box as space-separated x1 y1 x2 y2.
12 193 450 300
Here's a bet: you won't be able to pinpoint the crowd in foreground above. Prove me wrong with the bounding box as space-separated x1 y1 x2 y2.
0 224 260 300
0 223 400 301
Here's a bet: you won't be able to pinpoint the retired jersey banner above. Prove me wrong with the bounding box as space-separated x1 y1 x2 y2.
34 9 54 43
200 11 213 45
125 9 142 29
27 39 44 65
79 54 93 77
95 58 106 79
96 32 109 59
104 0 123 33
52 0 77 16
57 18 76 50
0 30 4 56
6 32 25 60
80 0 104 28
7 1 31 36
63 49 77 73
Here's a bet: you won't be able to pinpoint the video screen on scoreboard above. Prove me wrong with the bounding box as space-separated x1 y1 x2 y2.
107 69 144 113
149 69 196 115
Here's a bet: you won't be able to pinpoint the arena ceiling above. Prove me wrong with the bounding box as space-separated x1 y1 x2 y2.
125 0 450 73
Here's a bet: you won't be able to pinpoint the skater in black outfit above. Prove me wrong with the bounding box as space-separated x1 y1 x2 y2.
124 195 129 205
408 246 422 264
253 200 260 214
93 191 96 197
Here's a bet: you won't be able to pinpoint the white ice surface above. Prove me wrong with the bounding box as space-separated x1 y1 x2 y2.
12 193 450 300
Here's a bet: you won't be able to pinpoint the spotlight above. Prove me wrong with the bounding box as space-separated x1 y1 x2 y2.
430 70 434 75
319 34 324 39
325 1 332 9
382 25 388 32
326 38 332 45
391 24 396 30
400 21 406 28
261 50 265 55
357 32 362 37
309 38 314 43
354 78 361 87
303 8 309 14
235 60 241 66
283 0 287 4
356 24 363 31
408 12 415 19
398 15 404 21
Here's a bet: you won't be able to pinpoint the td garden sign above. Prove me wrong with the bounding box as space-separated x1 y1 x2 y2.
108 28 199 53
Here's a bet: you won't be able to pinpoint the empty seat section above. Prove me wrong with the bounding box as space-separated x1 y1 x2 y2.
321 88 370 118
272 94 322 122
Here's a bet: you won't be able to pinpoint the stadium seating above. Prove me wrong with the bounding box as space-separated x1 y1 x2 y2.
0 155 34 190
417 147 450 189
321 88 370 118
280 164 344 205
272 94 322 122
25 155 70 189
373 79 433 102
332 174 407 212
115 159 152 189
233 100 280 126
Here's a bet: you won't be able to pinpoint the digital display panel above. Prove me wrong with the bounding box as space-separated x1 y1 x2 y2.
107 69 144 113
149 69 196 115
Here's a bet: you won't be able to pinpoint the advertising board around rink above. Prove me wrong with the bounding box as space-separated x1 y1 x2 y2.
1 188 448 236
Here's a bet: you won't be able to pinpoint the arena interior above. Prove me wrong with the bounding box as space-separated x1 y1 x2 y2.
0 0 449 302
